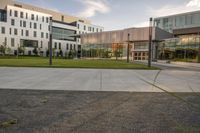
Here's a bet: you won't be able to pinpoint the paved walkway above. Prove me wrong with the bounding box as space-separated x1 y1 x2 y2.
0 67 199 92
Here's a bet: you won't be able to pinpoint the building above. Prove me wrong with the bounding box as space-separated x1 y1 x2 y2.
80 10 200 62
0 0 103 57
81 27 172 61
154 11 200 62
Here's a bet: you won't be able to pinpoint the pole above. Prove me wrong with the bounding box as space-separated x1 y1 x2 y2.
127 33 130 63
198 34 200 63
49 17 53 66
148 17 153 68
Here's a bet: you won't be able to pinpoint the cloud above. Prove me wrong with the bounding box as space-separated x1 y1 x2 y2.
77 0 110 18
187 0 200 7
134 21 149 27
148 0 200 18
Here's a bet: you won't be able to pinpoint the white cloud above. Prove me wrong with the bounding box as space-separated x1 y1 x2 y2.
187 0 200 7
134 21 149 27
77 0 110 18
148 0 200 18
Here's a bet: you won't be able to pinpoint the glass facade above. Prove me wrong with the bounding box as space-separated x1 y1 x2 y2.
20 39 38 48
82 43 131 59
52 27 76 41
154 12 200 33
158 35 200 62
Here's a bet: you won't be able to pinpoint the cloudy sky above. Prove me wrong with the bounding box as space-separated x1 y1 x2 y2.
16 0 200 31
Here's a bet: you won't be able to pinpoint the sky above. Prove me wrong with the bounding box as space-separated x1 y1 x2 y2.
16 0 200 31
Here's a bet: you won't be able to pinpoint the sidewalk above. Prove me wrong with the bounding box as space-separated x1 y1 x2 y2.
170 61 200 68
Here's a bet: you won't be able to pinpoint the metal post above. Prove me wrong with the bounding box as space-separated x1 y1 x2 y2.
148 17 153 67
198 34 200 63
127 33 130 63
49 17 53 66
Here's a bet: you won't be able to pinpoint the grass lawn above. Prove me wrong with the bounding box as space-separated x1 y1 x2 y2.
0 56 157 69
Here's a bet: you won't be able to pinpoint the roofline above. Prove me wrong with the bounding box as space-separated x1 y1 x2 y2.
154 10 200 19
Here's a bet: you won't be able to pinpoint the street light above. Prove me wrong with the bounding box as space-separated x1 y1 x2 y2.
49 17 53 66
127 33 130 63
148 17 153 68
196 34 200 63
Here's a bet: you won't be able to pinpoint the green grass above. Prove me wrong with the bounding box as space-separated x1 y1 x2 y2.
0 56 157 69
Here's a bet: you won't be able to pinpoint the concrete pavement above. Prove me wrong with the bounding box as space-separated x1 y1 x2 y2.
0 67 199 92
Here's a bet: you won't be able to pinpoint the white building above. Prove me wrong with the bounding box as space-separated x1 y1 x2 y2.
0 5 51 56
0 0 104 57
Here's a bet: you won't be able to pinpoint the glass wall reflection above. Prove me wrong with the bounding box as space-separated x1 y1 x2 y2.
82 43 131 59
158 35 200 62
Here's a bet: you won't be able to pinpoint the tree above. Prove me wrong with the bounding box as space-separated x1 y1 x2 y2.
18 46 25 55
0 42 7 56
32 47 38 55
6 47 12 55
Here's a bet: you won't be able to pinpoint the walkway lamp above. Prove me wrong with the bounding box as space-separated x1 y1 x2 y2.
49 17 53 66
148 17 153 67
197 34 200 63
127 33 130 63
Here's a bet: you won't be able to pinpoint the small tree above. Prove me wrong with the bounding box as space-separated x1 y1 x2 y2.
6 47 12 55
32 47 38 55
18 46 25 55
0 42 7 56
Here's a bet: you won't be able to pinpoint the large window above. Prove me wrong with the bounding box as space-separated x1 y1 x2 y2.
0 9 7 22
52 27 76 41
20 39 38 48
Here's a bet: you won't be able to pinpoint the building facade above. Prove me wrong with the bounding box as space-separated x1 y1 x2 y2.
154 11 200 62
0 0 103 57
80 27 172 61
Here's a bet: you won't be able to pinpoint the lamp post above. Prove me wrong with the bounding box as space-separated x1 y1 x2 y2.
148 17 153 68
127 33 130 63
198 33 200 63
49 17 53 66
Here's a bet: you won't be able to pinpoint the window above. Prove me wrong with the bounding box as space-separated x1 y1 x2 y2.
41 41 43 48
11 19 15 26
21 29 23 36
26 13 28 19
1 27 5 34
9 28 12 35
41 32 44 38
92 27 94 32
46 33 49 39
54 42 57 49
20 12 23 18
11 38 15 47
66 44 69 50
10 10 12 16
46 17 49 23
20 20 22 27
84 25 86 30
77 24 80 29
33 31 37 37
14 28 17 35
70 44 72 50
42 16 44 22
31 14 34 20
61 15 64 22
14 11 18 17
96 28 99 32
59 43 61 49
23 21 26 27
34 23 37 29
26 30 29 36
36 15 38 21
74 44 76 50
30 22 32 28
40 24 42 30
186 15 192 25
